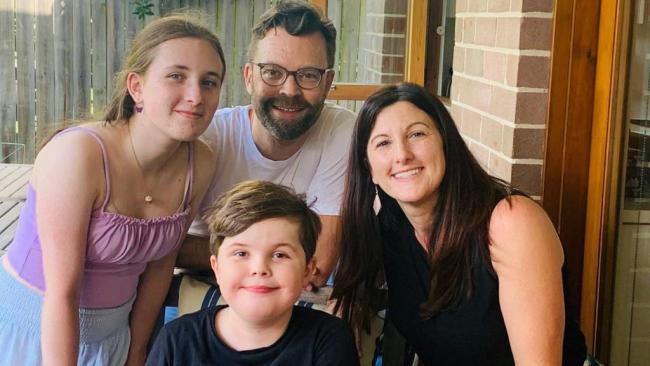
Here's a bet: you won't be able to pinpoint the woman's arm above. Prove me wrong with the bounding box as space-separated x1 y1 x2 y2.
35 133 102 365
126 141 216 365
489 195 565 366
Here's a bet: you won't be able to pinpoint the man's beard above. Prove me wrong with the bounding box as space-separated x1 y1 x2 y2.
254 94 324 141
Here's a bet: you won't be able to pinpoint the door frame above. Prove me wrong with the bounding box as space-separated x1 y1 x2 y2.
544 0 628 359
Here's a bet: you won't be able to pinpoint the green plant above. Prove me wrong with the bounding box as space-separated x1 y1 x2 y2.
132 0 155 20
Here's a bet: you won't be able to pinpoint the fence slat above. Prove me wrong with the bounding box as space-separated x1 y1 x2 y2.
158 0 182 16
232 0 253 106
125 2 145 46
53 0 73 123
0 0 17 161
106 1 125 100
219 0 235 107
35 0 55 146
15 1 37 163
205 0 217 32
71 0 91 120
91 0 108 119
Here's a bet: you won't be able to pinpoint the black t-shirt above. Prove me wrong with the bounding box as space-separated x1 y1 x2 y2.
146 305 360 366
381 212 587 366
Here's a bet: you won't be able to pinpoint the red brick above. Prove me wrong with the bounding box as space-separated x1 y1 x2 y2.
488 153 512 181
511 163 542 196
463 17 476 44
509 0 523 11
468 0 488 12
453 46 466 74
460 107 482 141
364 33 406 55
465 48 484 77
516 56 550 88
512 127 546 159
475 18 497 47
481 117 504 151
383 0 408 13
366 15 407 34
459 77 492 111
484 51 507 83
505 54 519 86
380 74 403 83
450 75 464 102
455 17 463 43
515 92 548 124
496 18 521 49
469 142 490 170
450 104 463 123
490 86 517 121
502 125 514 156
488 0 510 12
521 0 554 12
520 18 552 50
456 0 468 13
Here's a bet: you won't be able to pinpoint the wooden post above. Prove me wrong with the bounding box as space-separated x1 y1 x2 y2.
405 0 427 86
310 0 327 14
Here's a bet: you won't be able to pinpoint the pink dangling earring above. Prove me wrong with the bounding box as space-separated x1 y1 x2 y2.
135 104 144 113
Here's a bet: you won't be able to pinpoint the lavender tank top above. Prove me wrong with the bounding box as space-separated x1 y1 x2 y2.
6 127 194 308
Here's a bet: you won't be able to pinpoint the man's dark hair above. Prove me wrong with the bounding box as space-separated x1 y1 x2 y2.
248 0 337 68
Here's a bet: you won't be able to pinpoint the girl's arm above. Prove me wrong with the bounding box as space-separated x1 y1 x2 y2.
35 132 103 366
489 195 566 366
125 251 178 365
126 141 216 365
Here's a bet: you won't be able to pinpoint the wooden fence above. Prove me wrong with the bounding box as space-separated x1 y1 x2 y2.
0 0 370 163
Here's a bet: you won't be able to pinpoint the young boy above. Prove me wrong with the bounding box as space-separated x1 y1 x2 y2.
147 180 359 365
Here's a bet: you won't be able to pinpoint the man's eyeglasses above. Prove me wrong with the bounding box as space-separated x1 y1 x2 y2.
252 62 331 90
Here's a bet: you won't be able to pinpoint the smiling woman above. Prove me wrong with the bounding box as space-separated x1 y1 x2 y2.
0 14 225 366
366 102 446 219
332 83 589 365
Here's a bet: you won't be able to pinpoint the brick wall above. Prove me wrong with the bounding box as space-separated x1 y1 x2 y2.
450 0 553 199
360 0 407 84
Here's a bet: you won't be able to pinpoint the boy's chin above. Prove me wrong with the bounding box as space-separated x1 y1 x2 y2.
231 302 295 325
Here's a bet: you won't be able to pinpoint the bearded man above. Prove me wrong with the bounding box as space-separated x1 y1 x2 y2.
178 0 355 288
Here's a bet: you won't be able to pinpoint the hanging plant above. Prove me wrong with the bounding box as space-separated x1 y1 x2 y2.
132 0 155 20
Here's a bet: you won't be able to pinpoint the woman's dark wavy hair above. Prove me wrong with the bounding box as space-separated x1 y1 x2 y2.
331 82 512 338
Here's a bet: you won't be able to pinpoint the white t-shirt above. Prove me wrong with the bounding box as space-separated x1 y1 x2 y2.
189 103 356 237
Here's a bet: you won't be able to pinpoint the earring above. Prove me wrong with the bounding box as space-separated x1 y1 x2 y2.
134 103 143 113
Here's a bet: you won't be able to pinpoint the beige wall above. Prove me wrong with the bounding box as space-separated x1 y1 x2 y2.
450 0 553 198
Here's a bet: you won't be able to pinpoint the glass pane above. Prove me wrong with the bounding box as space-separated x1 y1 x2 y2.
611 2 650 365
438 0 456 97
327 0 407 85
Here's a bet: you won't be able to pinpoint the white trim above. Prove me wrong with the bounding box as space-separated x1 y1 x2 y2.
362 48 405 58
456 73 548 93
366 13 407 18
456 12 553 19
365 32 406 38
455 42 551 57
452 101 547 129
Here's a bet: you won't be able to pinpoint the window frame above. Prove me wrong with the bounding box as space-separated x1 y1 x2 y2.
310 0 428 100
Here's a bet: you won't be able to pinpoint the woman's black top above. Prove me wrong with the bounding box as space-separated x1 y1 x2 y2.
380 213 587 366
